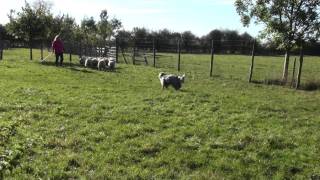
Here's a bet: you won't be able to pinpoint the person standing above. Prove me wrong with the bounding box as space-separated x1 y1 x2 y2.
52 35 64 66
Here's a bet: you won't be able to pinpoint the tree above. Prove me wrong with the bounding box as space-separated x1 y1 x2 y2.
0 24 8 39
181 31 197 52
235 0 320 83
240 32 253 54
116 30 132 49
223 30 241 53
207 30 223 53
6 0 53 60
48 14 78 44
81 16 98 44
97 10 122 43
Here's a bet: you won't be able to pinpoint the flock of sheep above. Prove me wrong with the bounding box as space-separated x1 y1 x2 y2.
79 56 116 71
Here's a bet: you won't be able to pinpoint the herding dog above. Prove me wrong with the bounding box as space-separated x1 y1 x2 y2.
158 72 185 90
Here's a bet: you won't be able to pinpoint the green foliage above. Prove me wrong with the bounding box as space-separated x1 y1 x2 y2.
235 0 320 50
5 0 53 41
97 10 122 42
3 1 121 45
0 48 320 179
50 14 79 43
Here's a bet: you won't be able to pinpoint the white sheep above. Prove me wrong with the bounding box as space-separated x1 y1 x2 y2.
97 57 108 71
79 56 87 66
108 60 116 70
90 58 99 69
84 57 93 67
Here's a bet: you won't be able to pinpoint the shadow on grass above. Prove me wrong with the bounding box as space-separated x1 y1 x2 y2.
251 78 320 91
68 67 94 73
40 61 83 68
40 61 122 74
251 79 284 86
300 80 320 91
179 88 192 93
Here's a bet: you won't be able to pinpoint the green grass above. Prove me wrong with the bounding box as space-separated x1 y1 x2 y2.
1 48 320 179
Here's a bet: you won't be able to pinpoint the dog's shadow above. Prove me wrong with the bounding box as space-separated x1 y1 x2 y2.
179 89 189 93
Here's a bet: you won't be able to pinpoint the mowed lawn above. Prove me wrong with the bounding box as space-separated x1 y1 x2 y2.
1 48 320 179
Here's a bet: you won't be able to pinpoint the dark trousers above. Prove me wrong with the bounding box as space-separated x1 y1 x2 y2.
55 53 64 66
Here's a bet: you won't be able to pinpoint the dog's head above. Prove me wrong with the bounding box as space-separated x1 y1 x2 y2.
158 72 166 79
178 74 185 83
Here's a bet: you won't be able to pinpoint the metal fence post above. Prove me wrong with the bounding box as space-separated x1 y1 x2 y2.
296 46 304 89
248 39 256 83
153 38 156 68
210 40 214 77
178 39 181 71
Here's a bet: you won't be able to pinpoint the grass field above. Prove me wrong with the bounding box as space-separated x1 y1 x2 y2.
1 48 320 179
125 51 320 89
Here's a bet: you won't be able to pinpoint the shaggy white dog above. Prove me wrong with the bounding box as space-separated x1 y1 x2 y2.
158 72 185 90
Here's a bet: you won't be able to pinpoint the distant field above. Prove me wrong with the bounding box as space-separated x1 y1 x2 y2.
1 48 320 179
120 51 320 87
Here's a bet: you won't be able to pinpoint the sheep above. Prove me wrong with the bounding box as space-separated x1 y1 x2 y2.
107 59 116 71
90 58 99 69
84 57 93 67
97 57 108 71
79 56 87 66
83 56 115 71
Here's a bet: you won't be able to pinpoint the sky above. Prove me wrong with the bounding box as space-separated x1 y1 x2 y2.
0 0 264 37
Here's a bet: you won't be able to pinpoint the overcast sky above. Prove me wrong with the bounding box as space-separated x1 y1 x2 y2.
0 0 264 37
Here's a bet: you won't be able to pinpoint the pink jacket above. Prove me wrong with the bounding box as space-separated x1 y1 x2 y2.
52 39 64 54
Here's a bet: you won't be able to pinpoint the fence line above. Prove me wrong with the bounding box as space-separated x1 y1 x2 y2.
0 38 318 90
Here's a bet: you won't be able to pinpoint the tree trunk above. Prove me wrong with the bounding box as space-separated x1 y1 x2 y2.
282 50 290 83
30 45 33 60
296 47 304 89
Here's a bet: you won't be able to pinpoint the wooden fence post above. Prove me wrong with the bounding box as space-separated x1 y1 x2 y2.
291 57 297 87
0 39 3 60
296 46 304 89
210 40 214 77
30 40 33 60
0 41 3 59
69 43 72 65
99 43 102 57
153 38 156 68
178 39 181 71
84 43 87 56
89 44 92 57
79 41 82 57
116 38 119 63
132 40 136 65
41 41 44 61
121 48 128 64
248 39 256 83
0 40 1 60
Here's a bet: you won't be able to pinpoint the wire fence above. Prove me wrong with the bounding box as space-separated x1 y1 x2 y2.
0 37 319 90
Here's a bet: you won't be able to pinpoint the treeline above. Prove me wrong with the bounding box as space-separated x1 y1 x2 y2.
117 28 320 55
0 0 319 55
117 28 255 54
0 0 121 48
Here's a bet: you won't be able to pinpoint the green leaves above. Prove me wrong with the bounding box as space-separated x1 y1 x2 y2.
235 0 320 50
6 0 53 41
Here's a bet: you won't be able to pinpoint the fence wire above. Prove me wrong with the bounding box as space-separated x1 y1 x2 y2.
0 38 319 90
